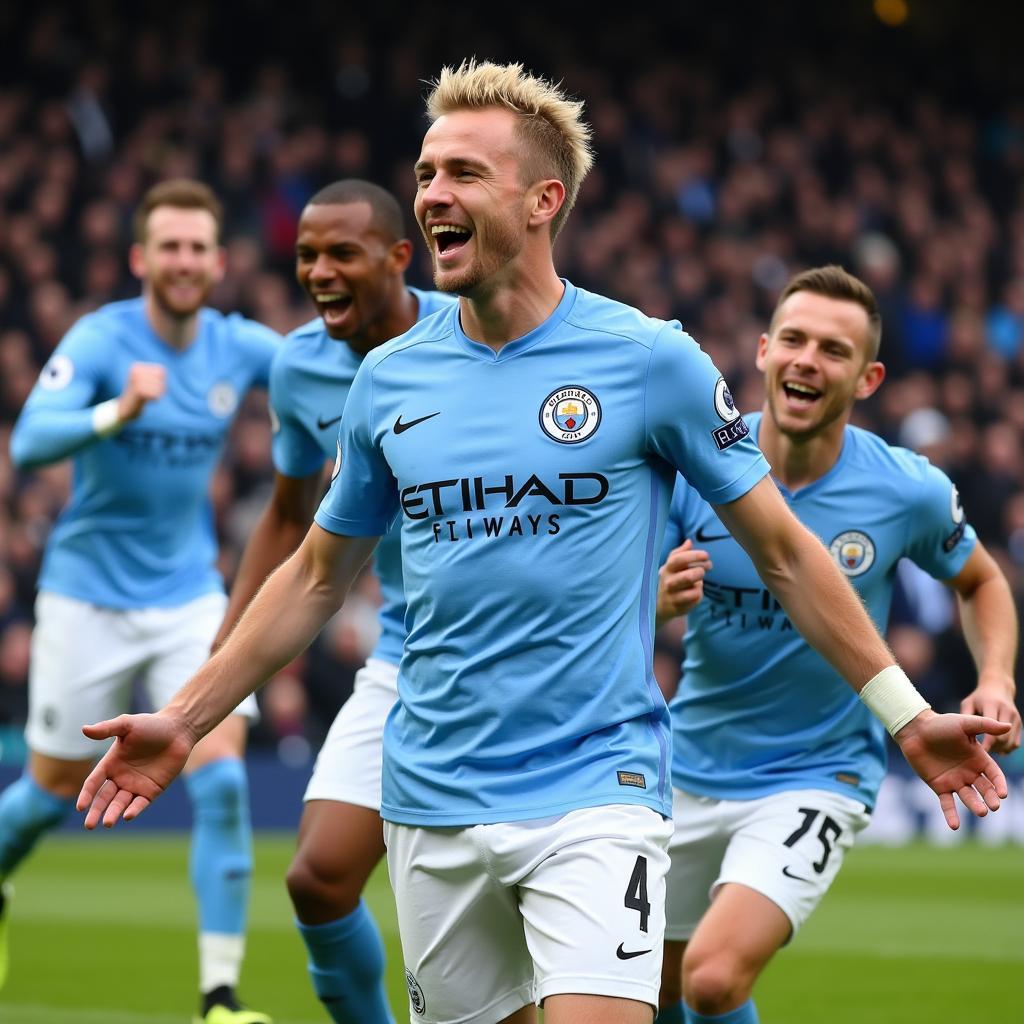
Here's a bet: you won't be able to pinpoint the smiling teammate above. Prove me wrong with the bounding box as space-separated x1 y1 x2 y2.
653 266 1020 1024
77 67 1010 1024
212 179 453 1024
4 180 279 1023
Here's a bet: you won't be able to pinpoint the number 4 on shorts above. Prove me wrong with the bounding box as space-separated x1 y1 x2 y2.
623 855 650 932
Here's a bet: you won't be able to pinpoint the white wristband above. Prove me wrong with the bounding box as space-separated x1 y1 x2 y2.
859 665 930 737
92 399 123 437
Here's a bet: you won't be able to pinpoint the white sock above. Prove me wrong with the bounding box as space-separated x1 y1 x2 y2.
198 931 244 994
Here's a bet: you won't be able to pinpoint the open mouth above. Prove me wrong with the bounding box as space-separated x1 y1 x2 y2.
781 381 822 407
314 293 353 325
430 223 472 258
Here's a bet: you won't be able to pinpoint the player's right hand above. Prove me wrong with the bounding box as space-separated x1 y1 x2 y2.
76 712 194 829
117 362 167 421
657 538 712 622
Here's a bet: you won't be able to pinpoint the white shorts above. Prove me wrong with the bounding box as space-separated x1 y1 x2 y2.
302 657 399 809
665 787 871 941
26 590 258 760
385 803 673 1024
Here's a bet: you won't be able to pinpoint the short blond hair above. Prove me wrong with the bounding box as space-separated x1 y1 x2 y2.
425 59 594 239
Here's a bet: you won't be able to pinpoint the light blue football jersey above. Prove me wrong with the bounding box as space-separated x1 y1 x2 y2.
10 298 279 608
315 281 770 826
665 411 977 808
270 288 455 666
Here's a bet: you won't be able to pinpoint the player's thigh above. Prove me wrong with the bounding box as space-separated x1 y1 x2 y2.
144 592 258 724
302 658 398 810
716 789 871 938
664 788 731 942
518 804 672 1013
384 821 534 1024
543 992 653 1024
26 591 138 760
28 750 95 799
289 800 385 903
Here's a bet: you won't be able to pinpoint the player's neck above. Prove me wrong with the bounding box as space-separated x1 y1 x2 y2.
346 286 419 356
458 259 564 352
144 293 200 350
757 407 847 493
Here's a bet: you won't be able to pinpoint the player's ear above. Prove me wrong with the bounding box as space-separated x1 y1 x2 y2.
388 239 413 274
128 243 146 281
855 359 885 400
212 245 227 284
754 332 770 371
527 179 565 230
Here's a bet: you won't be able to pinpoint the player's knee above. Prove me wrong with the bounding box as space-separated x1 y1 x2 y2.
682 947 750 1014
286 850 362 918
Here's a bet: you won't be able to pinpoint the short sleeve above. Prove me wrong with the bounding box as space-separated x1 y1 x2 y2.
313 360 398 537
230 315 280 389
22 317 111 412
904 462 977 579
269 359 326 479
644 324 769 504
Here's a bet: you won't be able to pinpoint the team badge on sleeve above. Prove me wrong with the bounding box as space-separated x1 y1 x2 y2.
540 386 601 444
943 483 967 551
713 377 740 422
830 530 876 576
39 354 74 390
710 376 749 450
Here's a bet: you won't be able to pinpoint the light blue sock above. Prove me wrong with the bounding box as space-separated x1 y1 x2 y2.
655 1001 686 1023
185 758 252 935
0 774 73 877
685 999 760 1024
296 901 395 1024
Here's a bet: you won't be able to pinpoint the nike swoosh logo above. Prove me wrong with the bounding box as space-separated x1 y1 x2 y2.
615 943 652 960
694 525 731 543
781 865 813 883
394 412 440 434
317 414 343 430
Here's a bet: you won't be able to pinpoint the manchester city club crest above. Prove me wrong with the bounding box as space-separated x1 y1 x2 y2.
405 968 426 1015
539 386 601 444
829 530 876 577
207 381 238 417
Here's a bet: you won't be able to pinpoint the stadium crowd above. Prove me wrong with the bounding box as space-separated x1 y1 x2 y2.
1 3 1022 750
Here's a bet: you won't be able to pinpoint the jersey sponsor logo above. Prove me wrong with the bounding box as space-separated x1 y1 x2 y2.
617 771 647 789
394 411 440 434
405 969 426 1015
317 413 342 430
711 417 749 451
207 381 238 417
615 943 652 960
829 530 875 576
713 376 740 422
694 524 730 543
39 354 74 390
331 440 342 481
539 386 601 444
114 428 221 467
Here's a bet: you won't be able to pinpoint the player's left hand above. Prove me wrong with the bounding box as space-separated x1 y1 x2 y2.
960 678 1021 754
894 709 1011 829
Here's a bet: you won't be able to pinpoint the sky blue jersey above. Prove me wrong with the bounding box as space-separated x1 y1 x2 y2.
10 298 279 609
314 282 770 826
270 288 455 666
664 412 977 809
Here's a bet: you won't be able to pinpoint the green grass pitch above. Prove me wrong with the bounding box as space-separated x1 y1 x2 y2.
0 834 1019 1023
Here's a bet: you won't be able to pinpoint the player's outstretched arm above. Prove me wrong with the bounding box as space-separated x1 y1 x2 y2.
212 469 324 651
714 476 1010 828
656 539 711 628
947 544 1021 753
77 524 378 828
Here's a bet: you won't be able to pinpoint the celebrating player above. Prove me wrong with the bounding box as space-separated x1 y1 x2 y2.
212 179 453 1024
4 180 279 1024
77 66 1010 1024
653 266 1020 1024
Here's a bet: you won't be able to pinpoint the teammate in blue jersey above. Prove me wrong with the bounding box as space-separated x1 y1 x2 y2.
211 179 453 1024
653 266 1021 1024
78 66 1010 1024
4 180 279 1024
